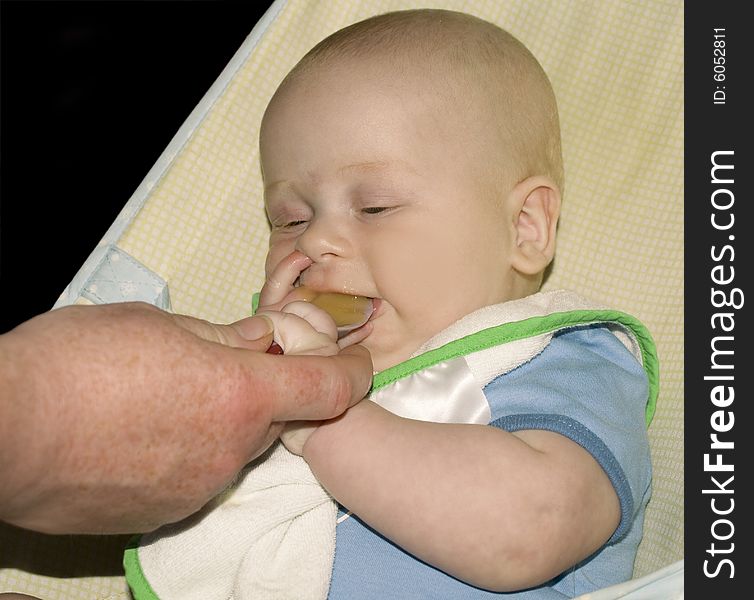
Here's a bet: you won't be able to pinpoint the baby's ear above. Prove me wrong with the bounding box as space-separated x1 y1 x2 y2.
509 176 561 276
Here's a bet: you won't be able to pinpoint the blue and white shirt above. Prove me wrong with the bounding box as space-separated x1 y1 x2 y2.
328 325 652 599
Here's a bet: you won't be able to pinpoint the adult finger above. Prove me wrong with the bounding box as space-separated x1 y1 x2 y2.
244 344 373 422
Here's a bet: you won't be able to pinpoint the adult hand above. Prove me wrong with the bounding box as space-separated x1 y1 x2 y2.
0 302 372 535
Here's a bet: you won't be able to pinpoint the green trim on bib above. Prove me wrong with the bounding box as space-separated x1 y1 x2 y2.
124 535 160 600
372 310 658 427
250 293 658 426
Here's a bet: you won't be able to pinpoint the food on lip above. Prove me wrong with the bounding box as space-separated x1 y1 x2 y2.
291 287 374 329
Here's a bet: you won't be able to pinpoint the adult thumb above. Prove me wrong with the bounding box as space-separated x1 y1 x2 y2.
170 313 274 351
227 315 275 351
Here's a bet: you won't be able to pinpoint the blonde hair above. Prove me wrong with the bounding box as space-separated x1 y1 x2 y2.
278 9 564 193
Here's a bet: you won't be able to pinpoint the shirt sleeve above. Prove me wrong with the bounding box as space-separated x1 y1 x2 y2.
484 324 652 544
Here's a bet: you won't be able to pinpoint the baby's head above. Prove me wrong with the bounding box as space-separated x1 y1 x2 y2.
260 9 562 371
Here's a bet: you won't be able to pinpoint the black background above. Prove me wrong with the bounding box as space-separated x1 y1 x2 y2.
0 0 272 333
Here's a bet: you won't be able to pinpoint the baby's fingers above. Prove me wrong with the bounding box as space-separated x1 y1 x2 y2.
337 322 373 349
280 421 321 456
259 251 312 307
281 301 338 341
257 310 338 357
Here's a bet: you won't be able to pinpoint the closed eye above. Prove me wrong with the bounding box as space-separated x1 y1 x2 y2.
361 206 391 215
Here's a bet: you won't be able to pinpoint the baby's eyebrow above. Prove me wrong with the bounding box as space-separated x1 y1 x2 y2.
337 159 417 176
338 160 390 174
264 160 416 193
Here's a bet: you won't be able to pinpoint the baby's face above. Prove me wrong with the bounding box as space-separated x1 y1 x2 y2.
261 60 516 371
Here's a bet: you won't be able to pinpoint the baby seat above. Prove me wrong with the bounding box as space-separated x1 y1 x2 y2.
0 1 683 598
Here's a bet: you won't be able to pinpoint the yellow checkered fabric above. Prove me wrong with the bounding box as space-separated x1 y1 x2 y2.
1 1 683 597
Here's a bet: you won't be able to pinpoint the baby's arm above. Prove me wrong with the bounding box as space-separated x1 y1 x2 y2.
301 401 620 592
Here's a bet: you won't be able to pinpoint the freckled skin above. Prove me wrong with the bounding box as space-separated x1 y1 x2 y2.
0 302 371 534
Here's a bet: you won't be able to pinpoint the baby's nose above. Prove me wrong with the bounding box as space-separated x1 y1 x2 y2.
295 217 349 260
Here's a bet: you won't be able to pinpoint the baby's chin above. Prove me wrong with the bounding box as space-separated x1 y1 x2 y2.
357 304 437 372
360 333 420 374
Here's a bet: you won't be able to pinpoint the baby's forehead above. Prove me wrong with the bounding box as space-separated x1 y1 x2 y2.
289 31 520 89
262 11 561 190
272 18 547 131
272 51 504 132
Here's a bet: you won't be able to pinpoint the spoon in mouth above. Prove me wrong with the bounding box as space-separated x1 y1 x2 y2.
266 288 374 354
304 290 375 338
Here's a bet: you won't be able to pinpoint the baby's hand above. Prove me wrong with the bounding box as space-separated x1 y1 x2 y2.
279 421 320 456
257 304 338 357
259 250 373 350
258 250 312 313
258 251 333 355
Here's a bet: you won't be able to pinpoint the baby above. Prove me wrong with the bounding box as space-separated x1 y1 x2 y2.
129 9 653 599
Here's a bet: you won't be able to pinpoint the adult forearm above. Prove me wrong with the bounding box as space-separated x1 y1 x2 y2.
0 328 55 524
